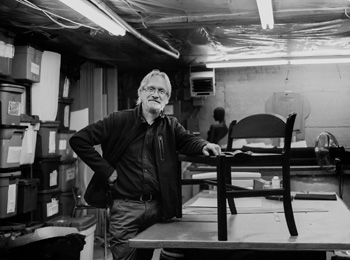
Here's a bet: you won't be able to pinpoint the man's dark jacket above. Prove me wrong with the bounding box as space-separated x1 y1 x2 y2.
69 105 208 220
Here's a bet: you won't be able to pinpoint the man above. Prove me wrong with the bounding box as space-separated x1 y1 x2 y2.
207 106 228 144
69 69 221 260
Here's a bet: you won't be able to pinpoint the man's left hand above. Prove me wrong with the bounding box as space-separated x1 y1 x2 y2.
202 143 221 156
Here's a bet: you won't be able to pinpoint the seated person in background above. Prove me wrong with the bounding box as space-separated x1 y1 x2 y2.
207 106 228 144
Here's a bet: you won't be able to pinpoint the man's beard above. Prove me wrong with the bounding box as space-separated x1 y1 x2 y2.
148 106 161 114
147 100 163 114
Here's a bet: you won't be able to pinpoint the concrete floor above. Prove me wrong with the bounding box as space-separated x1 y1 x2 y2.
93 237 161 260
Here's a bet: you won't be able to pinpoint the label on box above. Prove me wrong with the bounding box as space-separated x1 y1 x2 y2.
26 126 34 153
59 139 67 150
5 44 14 58
0 41 5 57
8 101 21 116
64 105 70 127
7 184 17 214
66 167 76 181
50 170 58 187
63 77 70 98
7 146 21 163
49 131 56 154
31 62 40 75
47 198 59 217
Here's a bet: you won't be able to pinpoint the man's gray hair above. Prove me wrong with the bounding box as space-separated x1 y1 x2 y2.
136 69 172 105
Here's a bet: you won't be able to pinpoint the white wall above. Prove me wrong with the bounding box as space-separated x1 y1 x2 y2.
197 63 350 148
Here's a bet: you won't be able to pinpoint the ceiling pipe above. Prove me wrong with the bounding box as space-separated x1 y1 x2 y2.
90 0 180 59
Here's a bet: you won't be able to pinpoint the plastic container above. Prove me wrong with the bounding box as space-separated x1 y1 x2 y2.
12 45 42 82
0 125 26 168
19 114 40 165
17 178 40 214
58 130 76 161
0 83 26 125
272 175 281 188
0 28 15 77
35 120 60 158
0 171 20 219
33 188 60 221
46 215 97 260
56 97 74 130
59 158 77 192
33 155 60 191
59 189 75 216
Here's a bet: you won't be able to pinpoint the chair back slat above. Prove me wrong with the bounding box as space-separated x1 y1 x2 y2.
230 113 287 139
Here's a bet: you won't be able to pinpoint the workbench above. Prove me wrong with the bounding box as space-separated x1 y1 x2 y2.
130 190 350 259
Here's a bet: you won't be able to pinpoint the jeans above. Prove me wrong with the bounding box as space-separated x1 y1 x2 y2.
109 199 162 260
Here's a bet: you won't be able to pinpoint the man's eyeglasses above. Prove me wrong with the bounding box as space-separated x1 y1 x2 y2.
143 86 168 97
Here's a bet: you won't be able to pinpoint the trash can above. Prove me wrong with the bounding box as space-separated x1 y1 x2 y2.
8 232 85 260
46 215 97 260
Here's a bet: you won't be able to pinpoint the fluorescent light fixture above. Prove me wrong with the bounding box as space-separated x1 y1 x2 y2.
206 59 288 68
289 57 350 65
206 56 350 68
59 0 126 36
256 0 274 30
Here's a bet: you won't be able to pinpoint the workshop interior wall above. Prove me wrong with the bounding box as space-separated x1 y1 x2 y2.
197 64 350 148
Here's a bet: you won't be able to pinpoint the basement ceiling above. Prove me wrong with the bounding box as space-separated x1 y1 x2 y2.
1 0 350 71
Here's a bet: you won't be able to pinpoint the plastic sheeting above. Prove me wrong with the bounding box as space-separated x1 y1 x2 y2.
1 0 350 69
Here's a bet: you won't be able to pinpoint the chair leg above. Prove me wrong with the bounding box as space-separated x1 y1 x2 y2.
283 193 298 236
104 209 108 260
227 197 237 214
217 155 228 241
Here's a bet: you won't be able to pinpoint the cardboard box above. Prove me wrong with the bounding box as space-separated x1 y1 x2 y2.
12 45 42 82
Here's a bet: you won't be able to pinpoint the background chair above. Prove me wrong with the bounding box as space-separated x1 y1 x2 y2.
178 113 297 241
72 187 109 260
225 120 237 151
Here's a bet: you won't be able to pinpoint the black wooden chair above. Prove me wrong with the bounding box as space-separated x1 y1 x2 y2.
72 188 109 260
177 113 298 241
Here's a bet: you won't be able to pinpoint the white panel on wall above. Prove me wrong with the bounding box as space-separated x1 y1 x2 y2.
31 51 61 121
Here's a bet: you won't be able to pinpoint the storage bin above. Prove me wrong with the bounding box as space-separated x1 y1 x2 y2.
0 171 20 219
35 120 60 158
59 158 77 192
0 83 25 125
12 45 42 82
17 178 40 214
58 130 76 161
46 215 97 260
20 114 40 165
0 28 15 77
59 189 75 216
56 97 74 130
0 125 26 168
33 155 60 191
33 188 60 221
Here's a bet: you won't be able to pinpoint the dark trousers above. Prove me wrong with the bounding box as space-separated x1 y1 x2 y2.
109 199 161 260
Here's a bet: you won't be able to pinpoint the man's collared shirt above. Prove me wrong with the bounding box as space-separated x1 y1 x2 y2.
113 112 163 197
